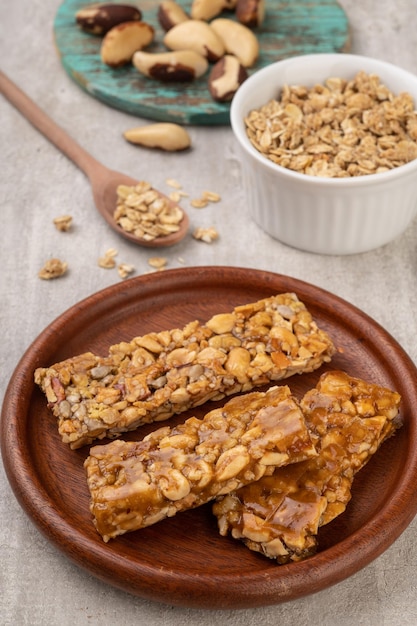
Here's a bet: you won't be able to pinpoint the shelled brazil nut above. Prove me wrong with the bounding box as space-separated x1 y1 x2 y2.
163 20 226 63
76 3 143 35
74 1 264 103
208 55 248 102
158 0 190 31
190 0 237 21
123 123 192 151
101 21 154 67
132 49 208 81
235 0 265 27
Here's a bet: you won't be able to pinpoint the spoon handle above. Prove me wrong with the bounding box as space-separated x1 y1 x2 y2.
0 69 104 181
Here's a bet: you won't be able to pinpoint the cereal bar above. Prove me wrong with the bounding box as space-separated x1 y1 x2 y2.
213 371 402 563
34 293 335 449
84 385 318 542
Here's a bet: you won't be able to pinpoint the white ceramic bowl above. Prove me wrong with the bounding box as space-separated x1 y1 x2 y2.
231 53 417 255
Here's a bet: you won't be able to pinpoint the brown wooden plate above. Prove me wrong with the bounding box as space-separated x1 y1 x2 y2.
2 266 417 609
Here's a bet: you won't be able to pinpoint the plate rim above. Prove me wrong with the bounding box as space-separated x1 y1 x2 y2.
2 266 417 608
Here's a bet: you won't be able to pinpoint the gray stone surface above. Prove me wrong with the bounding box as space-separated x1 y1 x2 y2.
1 1 417 624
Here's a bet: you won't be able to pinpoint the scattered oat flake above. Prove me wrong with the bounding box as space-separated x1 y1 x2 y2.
165 178 182 189
98 257 116 269
202 191 221 202
38 258 68 280
53 215 73 231
118 263 135 279
169 191 181 203
193 226 219 243
98 248 118 269
191 198 208 209
148 256 167 269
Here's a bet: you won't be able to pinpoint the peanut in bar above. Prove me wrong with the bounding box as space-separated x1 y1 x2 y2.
84 385 318 542
34 293 335 449
213 371 402 563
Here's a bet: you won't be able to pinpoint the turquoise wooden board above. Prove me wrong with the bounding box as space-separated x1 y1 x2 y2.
53 0 350 125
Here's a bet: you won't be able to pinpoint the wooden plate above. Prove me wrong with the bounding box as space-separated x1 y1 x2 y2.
53 0 350 125
2 267 417 609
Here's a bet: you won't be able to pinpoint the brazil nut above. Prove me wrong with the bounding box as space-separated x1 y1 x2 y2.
208 55 248 102
163 20 225 63
158 1 190 31
75 3 142 35
132 50 208 81
101 21 154 67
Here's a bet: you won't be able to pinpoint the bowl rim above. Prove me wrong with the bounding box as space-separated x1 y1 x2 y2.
230 53 417 187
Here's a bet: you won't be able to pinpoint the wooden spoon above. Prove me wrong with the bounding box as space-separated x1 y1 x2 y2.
0 70 189 247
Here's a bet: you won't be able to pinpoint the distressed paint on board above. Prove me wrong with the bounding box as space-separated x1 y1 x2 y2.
53 0 350 125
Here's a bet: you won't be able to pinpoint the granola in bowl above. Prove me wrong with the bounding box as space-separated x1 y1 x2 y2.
230 53 417 254
245 70 417 178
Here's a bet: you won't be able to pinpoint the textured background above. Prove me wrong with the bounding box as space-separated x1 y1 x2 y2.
1 1 417 624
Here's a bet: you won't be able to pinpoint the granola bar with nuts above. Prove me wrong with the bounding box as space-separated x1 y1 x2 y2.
84 385 318 542
213 371 402 563
34 293 335 449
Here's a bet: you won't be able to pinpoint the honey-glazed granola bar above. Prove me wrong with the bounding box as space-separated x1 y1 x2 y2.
34 293 335 449
213 371 402 563
84 385 318 542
